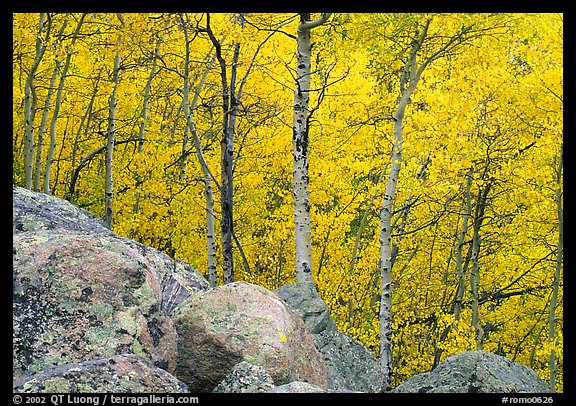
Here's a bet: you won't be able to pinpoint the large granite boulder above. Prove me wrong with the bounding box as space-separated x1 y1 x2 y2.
13 354 189 393
13 230 178 376
13 185 209 317
392 350 553 393
173 281 328 392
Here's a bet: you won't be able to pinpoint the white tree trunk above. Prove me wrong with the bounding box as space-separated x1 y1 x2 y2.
23 13 48 190
34 63 58 191
378 91 410 390
292 13 330 284
181 15 218 287
453 168 473 326
44 15 85 194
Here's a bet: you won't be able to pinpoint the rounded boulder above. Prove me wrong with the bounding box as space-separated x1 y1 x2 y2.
173 281 328 392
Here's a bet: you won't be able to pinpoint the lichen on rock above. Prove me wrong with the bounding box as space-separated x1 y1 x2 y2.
13 354 189 393
13 230 177 376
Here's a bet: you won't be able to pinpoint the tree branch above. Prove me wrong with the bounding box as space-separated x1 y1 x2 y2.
298 13 332 31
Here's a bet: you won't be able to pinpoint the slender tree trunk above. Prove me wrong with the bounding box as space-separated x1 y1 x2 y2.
181 14 218 287
454 168 473 325
34 62 59 191
548 146 562 391
378 30 424 390
469 207 483 350
44 14 85 194
68 72 100 202
205 13 238 284
105 14 124 229
44 61 63 194
292 13 331 285
469 181 491 350
378 94 408 390
220 38 240 285
23 13 48 190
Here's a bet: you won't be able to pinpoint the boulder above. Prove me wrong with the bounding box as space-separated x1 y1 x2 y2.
12 185 209 317
314 329 385 392
266 381 325 393
13 230 178 377
213 361 275 393
392 350 553 393
13 354 189 393
274 282 336 334
173 281 328 392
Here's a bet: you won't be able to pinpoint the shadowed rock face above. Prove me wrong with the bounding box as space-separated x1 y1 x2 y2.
273 282 336 334
392 350 553 393
314 329 385 392
13 354 189 393
173 282 328 392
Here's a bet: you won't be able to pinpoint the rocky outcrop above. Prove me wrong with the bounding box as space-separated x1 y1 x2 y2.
13 354 189 393
392 350 553 393
314 329 385 392
173 281 328 392
275 281 384 392
14 186 553 394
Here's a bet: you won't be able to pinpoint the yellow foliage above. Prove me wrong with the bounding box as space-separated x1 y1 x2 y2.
13 12 562 392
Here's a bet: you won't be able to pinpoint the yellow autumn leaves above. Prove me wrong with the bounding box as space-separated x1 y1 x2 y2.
13 13 562 391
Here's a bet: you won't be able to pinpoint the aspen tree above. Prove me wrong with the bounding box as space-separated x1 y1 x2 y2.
23 13 49 190
206 13 238 284
206 13 280 283
378 19 430 390
44 14 86 194
104 13 124 229
34 60 58 191
453 169 473 327
292 12 331 285
180 13 218 287
548 145 562 391
374 14 503 388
